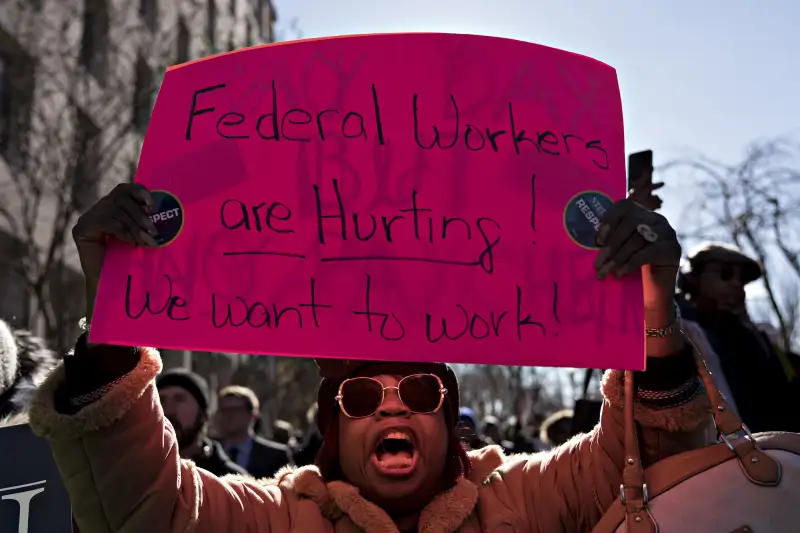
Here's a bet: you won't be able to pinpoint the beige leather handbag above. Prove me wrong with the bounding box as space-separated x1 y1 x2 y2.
592 339 800 533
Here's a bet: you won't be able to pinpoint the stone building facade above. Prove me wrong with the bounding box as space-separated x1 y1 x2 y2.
0 0 275 341
0 0 290 432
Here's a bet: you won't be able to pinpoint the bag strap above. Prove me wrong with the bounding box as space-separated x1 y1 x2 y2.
687 334 743 436
620 330 781 532
621 370 655 532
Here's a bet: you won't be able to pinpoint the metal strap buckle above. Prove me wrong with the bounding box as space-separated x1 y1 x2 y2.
719 423 755 452
620 483 649 505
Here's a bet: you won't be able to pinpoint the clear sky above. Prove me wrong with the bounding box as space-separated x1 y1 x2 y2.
275 0 798 221
275 0 798 300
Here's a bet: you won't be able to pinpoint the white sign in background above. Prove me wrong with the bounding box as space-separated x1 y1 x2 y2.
0 424 72 533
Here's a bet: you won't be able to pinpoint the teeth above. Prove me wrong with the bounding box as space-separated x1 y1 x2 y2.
384 431 411 441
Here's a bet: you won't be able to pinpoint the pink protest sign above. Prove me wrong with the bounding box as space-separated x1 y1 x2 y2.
91 33 645 370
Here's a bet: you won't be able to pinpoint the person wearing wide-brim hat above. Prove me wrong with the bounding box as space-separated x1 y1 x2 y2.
27 184 714 533
679 242 764 310
678 242 800 434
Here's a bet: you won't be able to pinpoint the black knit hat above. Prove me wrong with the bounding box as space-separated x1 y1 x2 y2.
157 368 210 414
315 358 460 435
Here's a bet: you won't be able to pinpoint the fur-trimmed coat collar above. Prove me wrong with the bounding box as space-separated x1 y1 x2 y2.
229 445 507 533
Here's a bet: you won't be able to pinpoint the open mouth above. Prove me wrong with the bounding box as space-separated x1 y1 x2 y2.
371 430 419 477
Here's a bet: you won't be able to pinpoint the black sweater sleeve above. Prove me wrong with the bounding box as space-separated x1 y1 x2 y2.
636 342 696 390
55 333 142 414
634 342 701 409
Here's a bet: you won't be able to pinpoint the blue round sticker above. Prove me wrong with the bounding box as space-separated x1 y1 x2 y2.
563 191 613 250
149 190 184 246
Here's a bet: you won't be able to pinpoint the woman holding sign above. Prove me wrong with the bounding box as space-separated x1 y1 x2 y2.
28 183 710 533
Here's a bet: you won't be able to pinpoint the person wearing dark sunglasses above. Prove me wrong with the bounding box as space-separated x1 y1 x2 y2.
27 185 713 533
679 243 762 316
678 243 800 434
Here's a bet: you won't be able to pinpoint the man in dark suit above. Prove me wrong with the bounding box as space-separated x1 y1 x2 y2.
214 385 294 479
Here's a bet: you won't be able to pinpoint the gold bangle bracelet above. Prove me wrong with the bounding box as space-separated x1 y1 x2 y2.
645 302 681 338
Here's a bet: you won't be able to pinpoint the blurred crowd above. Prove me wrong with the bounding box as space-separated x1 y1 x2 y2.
1 238 799 482
0 317 587 480
146 368 582 479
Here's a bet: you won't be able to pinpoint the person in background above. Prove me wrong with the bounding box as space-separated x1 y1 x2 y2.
677 242 800 433
272 419 299 450
215 385 294 478
457 407 492 450
0 320 58 428
158 368 247 477
480 415 502 444
527 423 548 452
481 416 513 453
505 417 539 454
293 402 324 466
539 409 574 449
252 412 264 436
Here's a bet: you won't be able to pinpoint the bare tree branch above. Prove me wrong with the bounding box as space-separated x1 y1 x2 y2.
666 136 800 351
0 0 204 350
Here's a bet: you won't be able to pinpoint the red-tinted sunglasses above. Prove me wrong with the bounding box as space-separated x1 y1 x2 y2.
335 374 448 419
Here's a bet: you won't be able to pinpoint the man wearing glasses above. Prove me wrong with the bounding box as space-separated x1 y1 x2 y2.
214 385 294 479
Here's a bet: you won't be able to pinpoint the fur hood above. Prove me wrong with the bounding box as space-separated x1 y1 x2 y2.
0 320 59 427
221 445 508 533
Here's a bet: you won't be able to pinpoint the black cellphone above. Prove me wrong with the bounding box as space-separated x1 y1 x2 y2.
628 150 653 191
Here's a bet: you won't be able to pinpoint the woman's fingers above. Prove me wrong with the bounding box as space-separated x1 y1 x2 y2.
628 179 664 197
106 216 138 246
595 201 642 274
612 241 681 278
74 184 156 244
606 236 650 278
116 194 158 238
595 197 680 280
128 183 155 212
595 223 638 273
606 230 651 278
597 233 645 279
113 206 158 247
596 199 635 247
102 183 159 247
